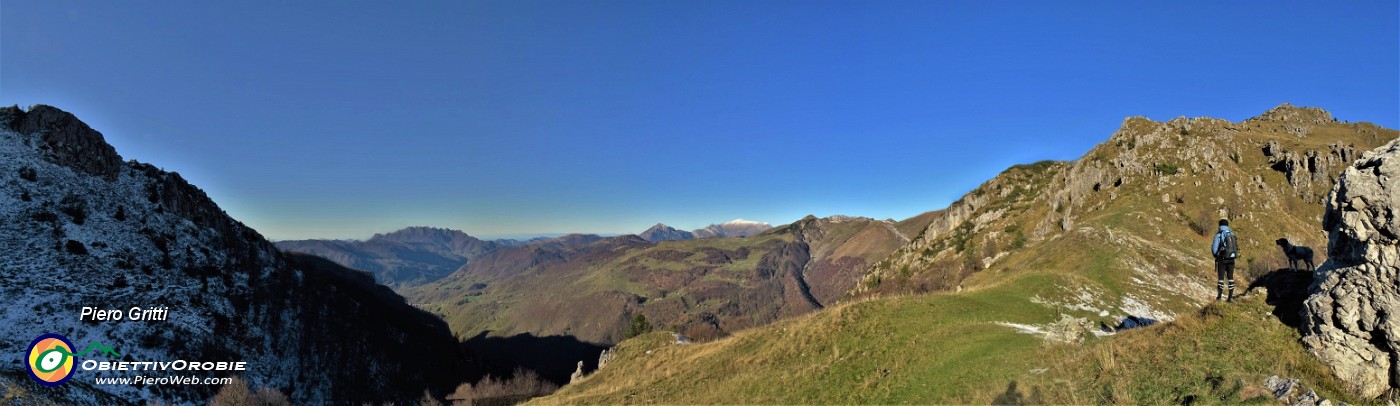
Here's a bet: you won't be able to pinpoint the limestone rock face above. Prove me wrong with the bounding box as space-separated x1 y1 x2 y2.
1 104 124 179
1264 140 1361 203
1300 138 1400 399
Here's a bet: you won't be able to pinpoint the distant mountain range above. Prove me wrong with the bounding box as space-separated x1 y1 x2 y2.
637 219 772 242
404 213 937 345
275 227 523 289
277 220 776 288
690 218 772 238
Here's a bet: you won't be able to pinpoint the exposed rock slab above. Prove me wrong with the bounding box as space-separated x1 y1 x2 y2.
1300 138 1400 399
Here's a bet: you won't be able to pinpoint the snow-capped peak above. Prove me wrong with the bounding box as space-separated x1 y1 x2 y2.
725 218 768 226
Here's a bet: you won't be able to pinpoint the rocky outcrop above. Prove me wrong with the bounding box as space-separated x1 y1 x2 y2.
1300 138 1400 399
0 106 478 404
1 104 124 179
1248 103 1337 126
1264 140 1360 203
569 361 585 384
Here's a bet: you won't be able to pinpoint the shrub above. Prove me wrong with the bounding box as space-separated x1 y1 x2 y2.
65 240 87 255
115 205 126 221
20 190 31 201
145 183 160 203
1184 208 1215 237
32 210 57 223
1010 231 1028 250
59 194 87 225
447 367 558 405
210 376 289 406
1244 256 1284 282
420 390 445 406
1155 163 1180 176
625 313 652 339
18 166 36 181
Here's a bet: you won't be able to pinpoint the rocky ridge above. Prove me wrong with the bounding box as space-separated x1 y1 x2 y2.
858 104 1395 325
0 105 476 404
1300 138 1400 399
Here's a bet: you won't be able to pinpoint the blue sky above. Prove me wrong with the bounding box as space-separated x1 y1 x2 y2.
3 1 1397 240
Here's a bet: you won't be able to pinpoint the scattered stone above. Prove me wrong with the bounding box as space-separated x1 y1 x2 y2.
1293 389 1320 406
1266 375 1300 401
1044 315 1094 345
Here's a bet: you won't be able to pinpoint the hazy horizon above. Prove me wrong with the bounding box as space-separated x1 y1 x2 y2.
3 2 1396 240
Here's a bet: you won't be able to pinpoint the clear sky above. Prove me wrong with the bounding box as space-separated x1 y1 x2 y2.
3 1 1397 240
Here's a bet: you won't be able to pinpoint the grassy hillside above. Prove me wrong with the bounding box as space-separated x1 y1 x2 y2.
534 105 1396 403
540 284 1354 404
406 213 940 344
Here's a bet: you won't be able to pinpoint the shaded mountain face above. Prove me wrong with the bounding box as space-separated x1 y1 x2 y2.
406 212 938 345
275 226 514 288
638 224 695 242
0 105 476 404
691 219 772 239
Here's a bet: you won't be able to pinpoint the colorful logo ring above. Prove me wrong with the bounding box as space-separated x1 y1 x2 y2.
27 333 76 386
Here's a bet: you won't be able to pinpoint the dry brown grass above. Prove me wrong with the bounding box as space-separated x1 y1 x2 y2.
447 367 558 406
208 376 289 406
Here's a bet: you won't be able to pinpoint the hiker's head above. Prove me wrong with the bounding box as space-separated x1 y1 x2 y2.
1219 219 1229 227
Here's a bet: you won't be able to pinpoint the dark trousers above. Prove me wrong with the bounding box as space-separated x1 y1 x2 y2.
1216 259 1235 298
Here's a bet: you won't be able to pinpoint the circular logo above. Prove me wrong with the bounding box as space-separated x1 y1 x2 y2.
27 333 76 386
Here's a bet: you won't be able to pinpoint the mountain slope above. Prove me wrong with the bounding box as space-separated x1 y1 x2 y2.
859 104 1393 319
637 224 694 242
535 104 1397 403
275 226 511 288
543 289 1356 404
406 213 938 345
0 105 477 404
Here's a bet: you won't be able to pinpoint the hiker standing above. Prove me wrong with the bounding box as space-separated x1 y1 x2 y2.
1211 219 1239 302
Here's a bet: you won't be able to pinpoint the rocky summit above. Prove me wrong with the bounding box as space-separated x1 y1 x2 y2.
638 223 695 242
1300 138 1400 399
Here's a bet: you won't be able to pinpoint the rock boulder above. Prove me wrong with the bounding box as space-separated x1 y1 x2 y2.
1299 138 1400 399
